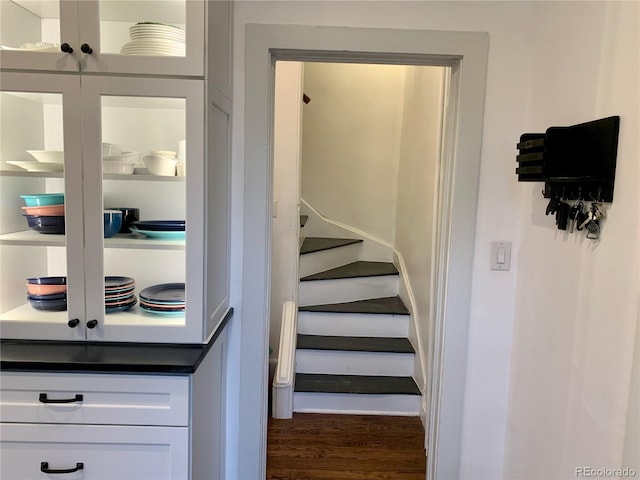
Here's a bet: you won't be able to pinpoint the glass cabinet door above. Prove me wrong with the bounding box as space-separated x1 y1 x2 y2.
80 76 204 343
0 0 80 72
0 73 86 340
78 0 204 77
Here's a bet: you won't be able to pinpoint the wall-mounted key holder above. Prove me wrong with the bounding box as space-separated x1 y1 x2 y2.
516 116 620 202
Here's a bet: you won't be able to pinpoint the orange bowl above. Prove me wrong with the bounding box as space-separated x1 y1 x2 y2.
21 204 65 216
26 283 67 295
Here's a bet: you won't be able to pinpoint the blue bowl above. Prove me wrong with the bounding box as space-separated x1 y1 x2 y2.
23 214 65 234
27 276 66 285
104 210 123 238
20 193 65 207
28 297 67 311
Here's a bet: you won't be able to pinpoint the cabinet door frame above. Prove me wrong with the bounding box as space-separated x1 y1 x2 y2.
0 1 80 73
0 72 87 341
80 76 205 343
78 0 205 77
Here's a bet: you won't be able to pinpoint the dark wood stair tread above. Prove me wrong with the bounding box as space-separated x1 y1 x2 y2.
300 261 398 281
300 215 309 227
297 334 414 353
300 237 363 255
295 373 420 395
299 296 409 315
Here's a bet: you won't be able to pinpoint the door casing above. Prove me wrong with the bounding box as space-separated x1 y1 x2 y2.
241 24 489 479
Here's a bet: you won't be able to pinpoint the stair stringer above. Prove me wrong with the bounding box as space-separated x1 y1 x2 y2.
298 198 429 423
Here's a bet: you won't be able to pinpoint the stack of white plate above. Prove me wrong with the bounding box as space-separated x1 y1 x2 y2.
120 22 185 56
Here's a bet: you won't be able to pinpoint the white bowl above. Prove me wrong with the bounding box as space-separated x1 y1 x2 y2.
150 150 177 158
27 150 64 164
143 154 177 176
103 161 136 175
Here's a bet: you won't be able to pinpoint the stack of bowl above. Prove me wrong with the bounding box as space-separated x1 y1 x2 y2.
26 276 67 311
20 193 65 234
103 143 140 175
104 276 137 313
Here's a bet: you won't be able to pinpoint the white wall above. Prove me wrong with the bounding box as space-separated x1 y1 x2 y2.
394 65 446 406
301 62 406 244
504 1 640 477
270 61 303 356
230 1 638 478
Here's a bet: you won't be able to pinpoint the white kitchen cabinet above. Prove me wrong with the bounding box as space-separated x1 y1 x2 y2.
0 0 205 77
0 70 231 344
0 321 229 480
1 372 190 480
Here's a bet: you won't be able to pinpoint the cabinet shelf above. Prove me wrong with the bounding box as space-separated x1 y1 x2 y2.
0 303 184 327
0 230 185 250
1 171 185 183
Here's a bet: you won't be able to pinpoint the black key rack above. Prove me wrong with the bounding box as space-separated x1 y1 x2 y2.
516 116 620 202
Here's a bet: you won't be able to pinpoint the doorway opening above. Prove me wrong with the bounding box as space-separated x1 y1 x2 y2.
241 24 489 480
269 58 447 416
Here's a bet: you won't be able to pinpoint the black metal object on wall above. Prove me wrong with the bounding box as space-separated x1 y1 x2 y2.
516 116 620 202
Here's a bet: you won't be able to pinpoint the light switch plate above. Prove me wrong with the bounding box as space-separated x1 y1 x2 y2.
490 241 511 271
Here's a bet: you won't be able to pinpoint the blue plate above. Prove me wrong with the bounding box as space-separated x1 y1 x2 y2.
105 298 137 313
140 305 185 316
104 276 135 289
139 283 185 303
105 293 136 305
130 227 185 240
130 220 185 231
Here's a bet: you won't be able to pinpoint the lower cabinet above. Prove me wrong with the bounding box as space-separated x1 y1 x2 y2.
1 423 189 480
0 328 228 480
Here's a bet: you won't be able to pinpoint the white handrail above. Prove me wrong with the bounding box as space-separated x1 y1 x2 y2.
272 300 297 419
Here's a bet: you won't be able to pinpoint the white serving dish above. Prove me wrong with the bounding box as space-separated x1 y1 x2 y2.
103 161 136 175
6 161 63 172
27 150 64 164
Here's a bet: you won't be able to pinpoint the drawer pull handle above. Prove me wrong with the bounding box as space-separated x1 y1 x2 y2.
38 393 84 404
40 462 84 474
60 43 73 54
80 43 93 54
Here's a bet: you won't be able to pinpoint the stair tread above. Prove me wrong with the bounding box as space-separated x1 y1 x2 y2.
295 373 421 395
300 237 363 255
300 261 398 281
297 334 414 353
300 215 309 227
299 296 410 315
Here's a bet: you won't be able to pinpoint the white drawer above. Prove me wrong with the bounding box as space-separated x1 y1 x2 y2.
0 372 189 426
0 423 188 480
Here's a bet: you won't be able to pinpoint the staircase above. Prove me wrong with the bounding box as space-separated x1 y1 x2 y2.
293 231 421 415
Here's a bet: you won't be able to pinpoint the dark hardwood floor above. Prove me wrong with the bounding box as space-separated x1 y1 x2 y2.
266 413 426 480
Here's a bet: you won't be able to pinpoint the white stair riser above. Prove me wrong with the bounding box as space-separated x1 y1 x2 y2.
299 276 399 306
296 350 414 376
299 243 361 278
298 311 410 337
293 392 420 416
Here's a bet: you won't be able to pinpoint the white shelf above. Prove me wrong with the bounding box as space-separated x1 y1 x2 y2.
0 170 185 182
0 303 67 323
0 302 184 327
0 230 185 250
0 230 66 246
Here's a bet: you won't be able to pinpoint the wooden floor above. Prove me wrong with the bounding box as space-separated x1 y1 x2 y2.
266 413 426 480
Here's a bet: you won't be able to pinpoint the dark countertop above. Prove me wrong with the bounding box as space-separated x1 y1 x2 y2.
0 308 232 374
